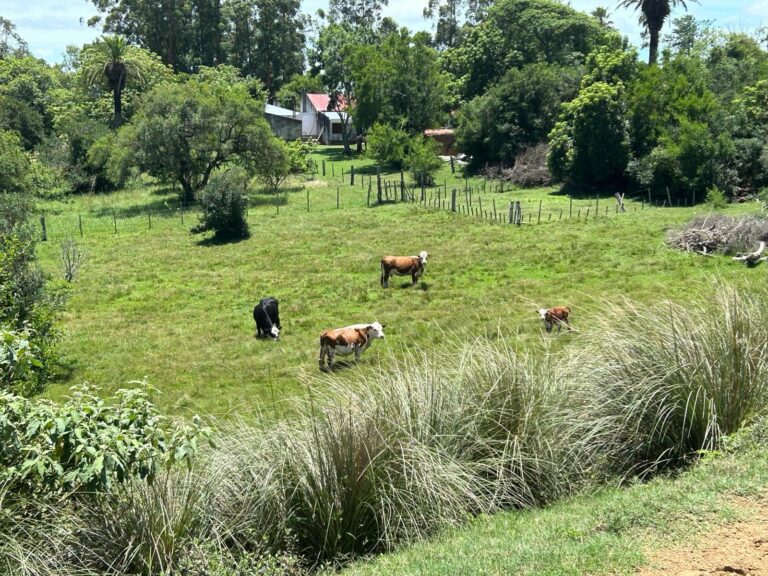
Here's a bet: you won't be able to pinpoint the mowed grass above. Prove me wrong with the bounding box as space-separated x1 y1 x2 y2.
34 148 760 418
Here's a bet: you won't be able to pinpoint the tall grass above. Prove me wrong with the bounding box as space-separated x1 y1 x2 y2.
570 282 768 477
204 338 586 566
5 281 768 574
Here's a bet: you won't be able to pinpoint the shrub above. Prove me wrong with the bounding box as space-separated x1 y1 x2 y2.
0 383 210 499
192 168 250 241
705 185 728 208
249 136 292 193
59 237 87 282
569 283 768 478
366 123 409 168
405 136 443 187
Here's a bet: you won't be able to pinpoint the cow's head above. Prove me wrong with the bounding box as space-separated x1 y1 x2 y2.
367 321 385 339
538 308 549 320
270 325 280 340
418 251 429 264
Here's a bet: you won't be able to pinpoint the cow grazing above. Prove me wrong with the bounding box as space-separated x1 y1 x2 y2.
380 251 429 288
253 297 281 339
538 306 571 333
319 322 385 371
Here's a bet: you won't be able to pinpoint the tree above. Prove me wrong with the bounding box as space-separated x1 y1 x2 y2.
327 0 389 30
591 6 614 28
244 135 292 192
128 66 271 201
617 0 692 66
0 17 28 59
81 35 150 128
221 0 307 102
276 73 325 110
192 167 250 240
422 0 490 48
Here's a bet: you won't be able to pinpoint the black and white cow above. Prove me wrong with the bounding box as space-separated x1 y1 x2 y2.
253 297 281 339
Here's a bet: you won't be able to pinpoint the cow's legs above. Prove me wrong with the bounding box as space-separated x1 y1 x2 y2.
354 346 362 362
381 266 390 288
327 349 336 369
319 345 328 371
411 272 419 285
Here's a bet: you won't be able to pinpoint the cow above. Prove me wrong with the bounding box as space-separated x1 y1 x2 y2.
318 322 385 371
538 306 571 333
253 297 281 339
380 251 429 288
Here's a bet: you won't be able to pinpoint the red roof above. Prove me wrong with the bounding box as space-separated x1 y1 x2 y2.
306 93 350 112
307 93 330 112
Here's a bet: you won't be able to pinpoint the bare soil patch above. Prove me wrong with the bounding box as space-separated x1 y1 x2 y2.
638 498 768 576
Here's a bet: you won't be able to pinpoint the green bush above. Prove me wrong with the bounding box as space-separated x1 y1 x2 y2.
192 168 250 241
0 383 210 498
405 136 443 187
366 123 410 168
705 185 728 208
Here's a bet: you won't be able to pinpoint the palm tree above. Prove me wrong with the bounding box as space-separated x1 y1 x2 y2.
617 0 694 65
82 35 148 128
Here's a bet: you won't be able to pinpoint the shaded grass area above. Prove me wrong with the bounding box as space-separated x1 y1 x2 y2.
339 441 768 576
34 147 761 419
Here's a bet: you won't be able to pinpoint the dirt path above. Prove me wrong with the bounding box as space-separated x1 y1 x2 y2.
637 499 768 576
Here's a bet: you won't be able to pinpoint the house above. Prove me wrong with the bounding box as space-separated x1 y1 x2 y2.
301 93 356 144
264 104 302 140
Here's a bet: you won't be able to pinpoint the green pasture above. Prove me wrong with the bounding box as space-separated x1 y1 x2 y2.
36 147 761 419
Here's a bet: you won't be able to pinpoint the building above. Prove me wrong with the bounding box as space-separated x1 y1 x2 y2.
264 104 302 140
301 93 356 144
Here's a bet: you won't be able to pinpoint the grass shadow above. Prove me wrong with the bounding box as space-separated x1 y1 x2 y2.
90 197 186 219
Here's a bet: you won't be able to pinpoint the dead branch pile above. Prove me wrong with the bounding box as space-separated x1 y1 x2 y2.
481 144 551 187
666 214 768 256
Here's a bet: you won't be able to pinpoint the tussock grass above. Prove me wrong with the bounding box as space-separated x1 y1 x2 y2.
569 282 768 477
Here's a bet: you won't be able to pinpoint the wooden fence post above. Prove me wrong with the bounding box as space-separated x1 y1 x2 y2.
336 187 340 209
537 200 542 224
377 167 382 203
307 189 310 212
79 214 83 237
40 215 47 241
180 200 184 224
322 159 326 177
350 165 354 186
147 210 152 229
367 183 371 206
569 196 573 219
113 210 117 234
595 195 599 220
450 156 455 173
451 189 457 212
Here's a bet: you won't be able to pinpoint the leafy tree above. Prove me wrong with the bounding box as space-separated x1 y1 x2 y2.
366 122 409 167
591 6 614 28
243 135 293 192
406 136 443 186
221 0 307 102
444 0 611 100
0 17 28 59
327 0 389 30
276 73 325 110
548 81 630 188
617 0 692 65
81 35 151 128
192 167 250 240
422 0 490 48
456 63 580 168
128 67 271 202
88 0 222 72
0 56 62 150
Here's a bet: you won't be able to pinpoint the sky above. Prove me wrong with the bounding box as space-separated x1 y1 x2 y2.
3 0 767 64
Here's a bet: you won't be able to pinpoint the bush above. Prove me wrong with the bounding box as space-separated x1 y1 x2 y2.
192 168 250 241
366 123 410 168
705 185 728 208
569 283 768 477
0 383 210 499
248 136 292 193
405 136 443 187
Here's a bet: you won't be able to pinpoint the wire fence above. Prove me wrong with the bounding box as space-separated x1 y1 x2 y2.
38 163 669 242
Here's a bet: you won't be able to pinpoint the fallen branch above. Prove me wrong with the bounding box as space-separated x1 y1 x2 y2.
732 241 767 267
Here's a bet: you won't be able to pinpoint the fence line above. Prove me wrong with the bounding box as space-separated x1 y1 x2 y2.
39 168 665 241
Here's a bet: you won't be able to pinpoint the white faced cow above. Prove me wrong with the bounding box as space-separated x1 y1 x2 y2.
380 251 429 288
538 306 571 333
318 322 385 371
253 297 281 339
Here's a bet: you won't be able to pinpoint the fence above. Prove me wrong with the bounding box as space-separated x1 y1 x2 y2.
38 164 663 242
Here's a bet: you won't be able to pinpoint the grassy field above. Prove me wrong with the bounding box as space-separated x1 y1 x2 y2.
35 147 759 418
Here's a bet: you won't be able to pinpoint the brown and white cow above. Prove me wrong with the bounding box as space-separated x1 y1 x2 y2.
538 306 572 333
318 322 385 371
380 251 429 288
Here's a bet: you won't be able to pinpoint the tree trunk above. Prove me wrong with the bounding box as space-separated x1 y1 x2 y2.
113 77 123 128
648 26 660 66
178 175 195 204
